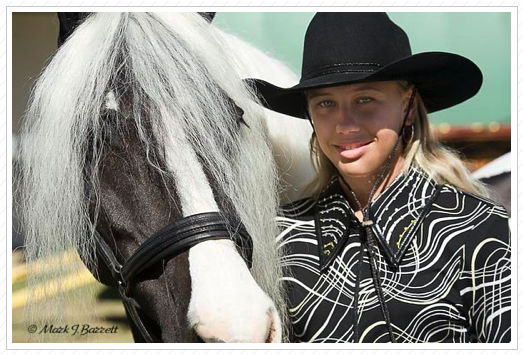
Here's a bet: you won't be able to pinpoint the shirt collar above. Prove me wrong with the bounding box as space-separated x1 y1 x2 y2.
316 166 442 271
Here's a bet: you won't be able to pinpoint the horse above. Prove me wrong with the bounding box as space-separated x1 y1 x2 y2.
17 12 301 342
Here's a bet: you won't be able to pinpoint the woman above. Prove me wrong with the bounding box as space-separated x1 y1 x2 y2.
249 13 511 343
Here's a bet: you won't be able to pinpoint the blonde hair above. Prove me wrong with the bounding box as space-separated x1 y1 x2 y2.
304 81 491 198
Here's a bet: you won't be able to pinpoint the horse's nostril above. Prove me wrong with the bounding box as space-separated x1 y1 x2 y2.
265 306 283 343
266 326 274 343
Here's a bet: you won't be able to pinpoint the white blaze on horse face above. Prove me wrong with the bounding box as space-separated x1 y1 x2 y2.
162 123 219 216
161 122 282 342
188 240 282 343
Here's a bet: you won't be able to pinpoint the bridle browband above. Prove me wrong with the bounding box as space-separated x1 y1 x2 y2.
92 211 254 343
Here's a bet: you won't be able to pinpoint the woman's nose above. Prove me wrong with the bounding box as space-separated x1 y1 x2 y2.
336 107 360 134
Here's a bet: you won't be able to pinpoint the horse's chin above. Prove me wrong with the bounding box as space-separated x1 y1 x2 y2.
187 239 283 343
192 307 282 343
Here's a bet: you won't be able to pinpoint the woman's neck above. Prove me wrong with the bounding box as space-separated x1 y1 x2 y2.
339 153 406 215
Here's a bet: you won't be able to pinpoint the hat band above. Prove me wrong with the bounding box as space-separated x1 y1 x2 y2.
302 62 383 80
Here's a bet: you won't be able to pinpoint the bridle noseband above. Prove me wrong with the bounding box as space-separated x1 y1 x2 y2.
93 211 253 342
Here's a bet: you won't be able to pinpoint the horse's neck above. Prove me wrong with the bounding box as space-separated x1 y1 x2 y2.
215 29 315 203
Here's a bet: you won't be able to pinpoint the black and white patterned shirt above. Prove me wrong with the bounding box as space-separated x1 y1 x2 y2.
277 166 511 343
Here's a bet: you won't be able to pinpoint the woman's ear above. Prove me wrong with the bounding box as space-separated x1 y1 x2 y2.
404 89 418 126
407 100 417 126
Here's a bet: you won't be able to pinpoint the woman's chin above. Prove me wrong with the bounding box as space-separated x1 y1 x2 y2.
336 161 379 180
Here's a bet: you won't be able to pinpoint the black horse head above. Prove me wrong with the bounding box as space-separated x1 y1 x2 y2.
19 12 286 342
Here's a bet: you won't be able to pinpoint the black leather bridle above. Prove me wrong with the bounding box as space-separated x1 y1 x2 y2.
92 211 254 342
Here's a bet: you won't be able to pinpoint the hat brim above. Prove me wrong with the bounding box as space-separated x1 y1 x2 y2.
246 52 483 119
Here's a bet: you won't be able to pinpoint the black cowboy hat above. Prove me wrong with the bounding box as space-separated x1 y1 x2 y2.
247 12 483 119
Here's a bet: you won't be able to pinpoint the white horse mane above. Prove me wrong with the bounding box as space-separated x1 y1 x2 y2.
18 12 289 340
215 29 315 203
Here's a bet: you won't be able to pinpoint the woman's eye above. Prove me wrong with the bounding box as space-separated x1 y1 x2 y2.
358 97 373 104
318 100 335 108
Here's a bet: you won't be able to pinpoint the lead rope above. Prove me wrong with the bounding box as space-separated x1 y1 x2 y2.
340 87 417 343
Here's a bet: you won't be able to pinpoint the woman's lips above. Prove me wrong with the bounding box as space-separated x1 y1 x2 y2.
334 141 373 160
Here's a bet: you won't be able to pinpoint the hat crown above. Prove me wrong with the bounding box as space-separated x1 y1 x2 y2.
302 13 412 80
247 12 483 119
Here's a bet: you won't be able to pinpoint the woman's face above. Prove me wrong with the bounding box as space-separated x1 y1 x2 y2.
308 81 414 180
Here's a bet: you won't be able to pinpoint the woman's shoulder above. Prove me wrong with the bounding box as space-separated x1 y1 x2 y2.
279 196 318 220
434 184 510 242
439 184 509 215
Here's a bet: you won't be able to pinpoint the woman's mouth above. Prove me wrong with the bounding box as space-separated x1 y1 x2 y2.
334 140 373 160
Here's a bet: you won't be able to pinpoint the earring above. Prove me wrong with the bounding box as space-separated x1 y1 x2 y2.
402 125 414 145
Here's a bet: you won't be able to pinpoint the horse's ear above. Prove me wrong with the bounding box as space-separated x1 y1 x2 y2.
198 12 216 23
57 12 90 48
